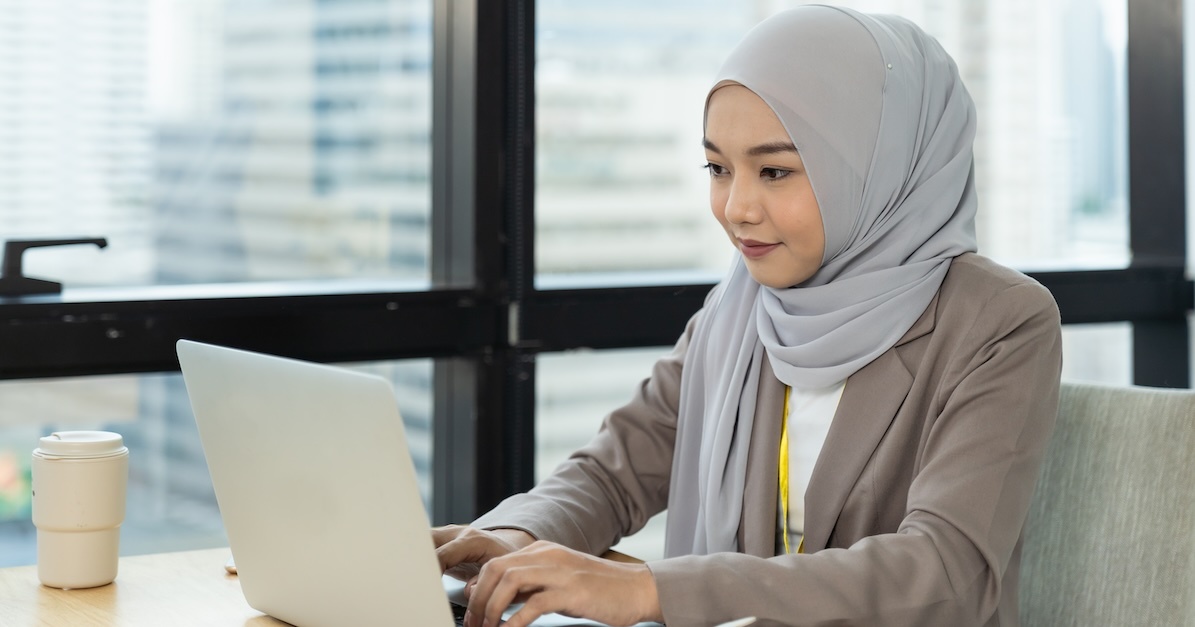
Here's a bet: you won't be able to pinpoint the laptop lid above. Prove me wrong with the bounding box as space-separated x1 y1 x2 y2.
177 340 455 627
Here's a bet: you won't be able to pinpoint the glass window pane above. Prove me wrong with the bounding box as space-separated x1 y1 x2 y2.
1060 323 1131 386
0 358 432 568
0 0 431 288
537 347 672 561
536 0 1128 279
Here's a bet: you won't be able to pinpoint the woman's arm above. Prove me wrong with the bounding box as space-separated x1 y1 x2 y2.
466 310 698 554
435 313 699 627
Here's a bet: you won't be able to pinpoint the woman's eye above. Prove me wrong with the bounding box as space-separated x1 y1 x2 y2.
703 163 728 177
761 167 792 180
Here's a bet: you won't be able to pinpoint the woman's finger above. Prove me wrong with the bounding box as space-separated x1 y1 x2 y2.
430 524 467 547
465 554 508 626
482 564 545 627
444 562 480 583
503 590 565 627
437 532 506 573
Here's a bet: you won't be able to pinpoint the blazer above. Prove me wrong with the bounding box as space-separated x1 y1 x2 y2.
473 254 1063 627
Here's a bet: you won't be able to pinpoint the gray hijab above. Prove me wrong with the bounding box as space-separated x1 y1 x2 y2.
664 5 978 557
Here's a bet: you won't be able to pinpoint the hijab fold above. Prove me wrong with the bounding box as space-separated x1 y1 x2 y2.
664 5 978 557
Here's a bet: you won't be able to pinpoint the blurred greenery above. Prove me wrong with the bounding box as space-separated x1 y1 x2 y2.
0 451 33 521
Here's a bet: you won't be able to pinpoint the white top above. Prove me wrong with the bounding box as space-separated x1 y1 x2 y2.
787 381 846 540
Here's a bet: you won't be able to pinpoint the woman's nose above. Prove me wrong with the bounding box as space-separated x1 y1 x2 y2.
723 180 763 225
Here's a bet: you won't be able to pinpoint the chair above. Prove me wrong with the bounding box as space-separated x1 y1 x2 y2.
1019 381 1195 626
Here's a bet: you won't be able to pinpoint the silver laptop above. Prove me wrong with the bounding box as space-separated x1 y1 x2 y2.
178 340 646 627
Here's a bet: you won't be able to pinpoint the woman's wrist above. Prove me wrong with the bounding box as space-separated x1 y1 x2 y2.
489 527 536 551
635 563 664 622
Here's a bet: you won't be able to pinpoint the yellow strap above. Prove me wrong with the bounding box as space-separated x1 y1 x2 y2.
779 385 804 555
779 386 791 554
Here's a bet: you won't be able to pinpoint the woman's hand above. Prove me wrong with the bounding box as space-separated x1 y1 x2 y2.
464 540 663 627
433 524 536 582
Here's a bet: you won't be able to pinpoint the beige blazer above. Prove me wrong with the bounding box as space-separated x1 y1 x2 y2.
474 254 1063 627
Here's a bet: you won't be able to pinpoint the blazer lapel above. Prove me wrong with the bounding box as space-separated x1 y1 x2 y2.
800 294 938 552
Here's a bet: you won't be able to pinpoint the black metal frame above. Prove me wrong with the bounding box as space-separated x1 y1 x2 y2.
1126 0 1190 388
0 0 1191 520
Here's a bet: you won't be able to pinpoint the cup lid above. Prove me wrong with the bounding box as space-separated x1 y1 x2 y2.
36 431 127 458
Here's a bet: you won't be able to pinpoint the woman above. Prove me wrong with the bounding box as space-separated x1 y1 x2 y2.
436 6 1062 627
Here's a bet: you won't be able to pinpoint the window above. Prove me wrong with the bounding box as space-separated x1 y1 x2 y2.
0 0 432 287
535 0 1130 279
0 360 431 568
0 0 443 566
0 0 1189 567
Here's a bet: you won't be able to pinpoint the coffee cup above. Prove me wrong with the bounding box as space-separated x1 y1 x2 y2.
31 431 129 589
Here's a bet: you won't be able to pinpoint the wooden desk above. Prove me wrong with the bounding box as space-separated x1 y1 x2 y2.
0 548 286 626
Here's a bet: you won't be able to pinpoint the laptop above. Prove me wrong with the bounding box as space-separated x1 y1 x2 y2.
178 340 655 627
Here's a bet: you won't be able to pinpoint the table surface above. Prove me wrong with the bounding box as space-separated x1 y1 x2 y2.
0 547 649 626
0 548 287 626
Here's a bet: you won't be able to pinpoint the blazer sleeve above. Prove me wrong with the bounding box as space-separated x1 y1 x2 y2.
469 310 698 554
648 281 1062 627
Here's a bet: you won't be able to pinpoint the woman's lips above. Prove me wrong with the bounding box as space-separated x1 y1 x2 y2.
738 239 780 259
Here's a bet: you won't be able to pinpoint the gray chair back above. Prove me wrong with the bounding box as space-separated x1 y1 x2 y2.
1020 381 1195 626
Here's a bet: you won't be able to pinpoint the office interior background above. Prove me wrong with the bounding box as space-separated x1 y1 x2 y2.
0 0 1191 565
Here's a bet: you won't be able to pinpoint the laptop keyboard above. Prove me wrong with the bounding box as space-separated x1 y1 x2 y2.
451 601 467 626
450 601 505 626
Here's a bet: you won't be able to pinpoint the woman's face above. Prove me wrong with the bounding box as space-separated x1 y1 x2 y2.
704 85 825 289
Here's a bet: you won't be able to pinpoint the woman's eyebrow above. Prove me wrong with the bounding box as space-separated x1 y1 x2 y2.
746 141 799 157
701 138 798 157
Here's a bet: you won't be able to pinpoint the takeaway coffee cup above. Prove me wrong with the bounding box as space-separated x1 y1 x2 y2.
31 431 129 589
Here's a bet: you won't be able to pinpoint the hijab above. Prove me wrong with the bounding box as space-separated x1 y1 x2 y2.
664 5 979 557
